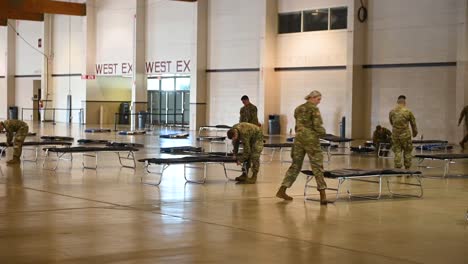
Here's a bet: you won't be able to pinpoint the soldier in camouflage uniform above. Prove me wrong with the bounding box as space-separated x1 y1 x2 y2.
0 120 29 165
372 125 392 156
227 122 264 184
239 95 260 126
389 95 418 169
276 91 329 205
237 95 261 179
458 105 468 150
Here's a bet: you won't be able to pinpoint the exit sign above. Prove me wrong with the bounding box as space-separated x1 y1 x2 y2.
81 74 96 80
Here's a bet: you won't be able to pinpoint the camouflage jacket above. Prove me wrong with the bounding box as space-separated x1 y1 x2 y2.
231 122 263 162
372 127 392 145
294 102 326 139
239 103 259 126
459 105 468 129
389 105 418 137
0 120 29 143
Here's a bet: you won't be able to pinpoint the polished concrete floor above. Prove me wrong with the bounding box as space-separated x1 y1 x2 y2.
1 123 467 264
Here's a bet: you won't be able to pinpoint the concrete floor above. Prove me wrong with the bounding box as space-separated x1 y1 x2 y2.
0 123 467 264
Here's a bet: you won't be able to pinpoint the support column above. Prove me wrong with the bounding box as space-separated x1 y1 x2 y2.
347 0 369 139
455 0 468 141
83 0 96 125
190 0 208 131
258 0 278 133
4 20 16 119
41 14 54 121
131 0 147 130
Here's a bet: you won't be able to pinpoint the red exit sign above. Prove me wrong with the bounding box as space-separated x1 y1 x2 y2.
81 74 96 80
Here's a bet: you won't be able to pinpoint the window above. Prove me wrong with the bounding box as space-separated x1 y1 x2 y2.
278 12 301 34
161 78 175 91
303 9 329 32
176 77 190 91
330 7 347 30
147 78 160 91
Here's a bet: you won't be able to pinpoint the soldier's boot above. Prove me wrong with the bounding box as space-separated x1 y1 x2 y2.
319 190 331 205
6 158 20 165
460 141 465 151
235 173 247 182
244 173 257 184
276 186 293 201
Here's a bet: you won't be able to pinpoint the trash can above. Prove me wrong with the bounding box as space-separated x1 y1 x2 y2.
8 106 18 120
119 102 130 125
268 114 280 135
137 111 148 129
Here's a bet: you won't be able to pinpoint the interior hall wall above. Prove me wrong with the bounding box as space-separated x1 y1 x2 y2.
366 0 459 142
276 0 348 134
13 21 43 120
206 0 263 126
52 15 86 123
145 0 195 74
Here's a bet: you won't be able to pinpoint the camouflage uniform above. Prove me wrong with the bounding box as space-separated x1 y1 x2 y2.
0 120 29 160
239 103 259 126
231 122 264 177
458 105 468 147
389 105 417 169
281 102 327 190
372 127 392 148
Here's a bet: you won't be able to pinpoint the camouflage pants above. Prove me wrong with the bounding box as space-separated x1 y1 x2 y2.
461 126 468 145
242 139 264 176
460 132 468 144
281 137 327 190
392 135 413 169
12 127 28 160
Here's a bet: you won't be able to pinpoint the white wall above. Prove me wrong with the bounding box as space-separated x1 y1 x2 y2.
95 0 135 74
146 0 195 72
206 0 263 125
52 15 86 123
278 70 347 135
366 0 460 141
14 21 43 75
278 0 349 12
207 72 259 126
276 0 349 134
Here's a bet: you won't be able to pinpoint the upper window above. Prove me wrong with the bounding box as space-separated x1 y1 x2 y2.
278 6 347 34
175 77 190 91
303 9 329 32
278 12 301 34
330 7 348 30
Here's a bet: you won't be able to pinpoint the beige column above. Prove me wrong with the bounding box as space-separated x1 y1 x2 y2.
455 1 468 142
346 0 369 139
258 0 278 133
2 20 16 119
83 0 96 124
130 0 147 130
189 0 208 131
41 14 54 121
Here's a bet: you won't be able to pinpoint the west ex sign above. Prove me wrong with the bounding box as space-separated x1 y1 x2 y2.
95 59 190 76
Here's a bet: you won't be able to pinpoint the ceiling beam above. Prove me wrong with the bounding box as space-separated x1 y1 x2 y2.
7 0 86 16
5 11 44 22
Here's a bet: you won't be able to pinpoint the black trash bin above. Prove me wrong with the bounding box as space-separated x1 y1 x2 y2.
119 102 130 125
268 115 280 135
137 111 148 130
8 106 18 120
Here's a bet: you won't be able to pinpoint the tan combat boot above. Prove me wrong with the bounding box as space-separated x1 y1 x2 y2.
244 174 257 184
6 158 20 165
319 190 330 205
235 174 247 182
276 186 293 201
